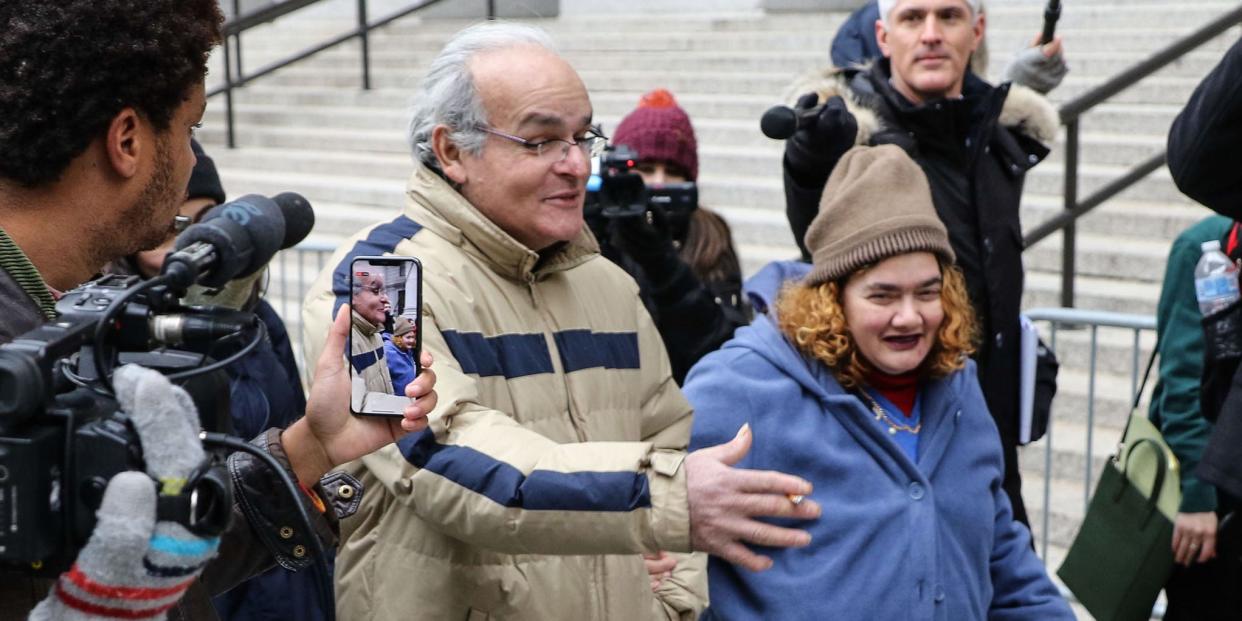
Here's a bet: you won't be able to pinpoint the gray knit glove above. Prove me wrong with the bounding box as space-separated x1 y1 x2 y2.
1003 46 1068 94
30 365 220 620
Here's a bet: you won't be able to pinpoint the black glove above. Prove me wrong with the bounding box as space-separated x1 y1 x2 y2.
783 93 859 188
613 205 678 274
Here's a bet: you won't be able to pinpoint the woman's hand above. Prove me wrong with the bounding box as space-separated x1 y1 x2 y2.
643 551 677 592
1172 511 1217 566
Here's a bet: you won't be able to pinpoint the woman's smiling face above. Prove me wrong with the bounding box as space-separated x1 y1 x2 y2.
841 251 945 375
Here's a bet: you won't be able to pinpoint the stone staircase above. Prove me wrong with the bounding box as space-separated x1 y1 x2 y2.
195 1 1242 616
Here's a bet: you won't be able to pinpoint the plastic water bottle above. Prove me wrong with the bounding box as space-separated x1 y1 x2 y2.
1195 240 1240 316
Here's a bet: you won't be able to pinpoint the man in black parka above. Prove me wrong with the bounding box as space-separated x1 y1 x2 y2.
780 0 1059 527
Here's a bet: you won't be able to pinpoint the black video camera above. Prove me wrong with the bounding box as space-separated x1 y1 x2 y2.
585 144 699 244
0 192 315 575
0 274 249 574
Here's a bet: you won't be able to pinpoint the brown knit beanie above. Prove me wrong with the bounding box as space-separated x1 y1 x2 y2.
803 145 954 286
393 316 416 338
611 89 698 180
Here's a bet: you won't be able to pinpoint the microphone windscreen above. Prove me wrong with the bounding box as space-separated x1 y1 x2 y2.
760 105 798 140
174 214 253 288
221 195 284 277
273 192 315 249
190 195 284 285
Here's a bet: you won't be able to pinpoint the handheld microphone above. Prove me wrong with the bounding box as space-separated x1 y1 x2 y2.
1040 0 1061 45
161 192 315 291
760 104 815 140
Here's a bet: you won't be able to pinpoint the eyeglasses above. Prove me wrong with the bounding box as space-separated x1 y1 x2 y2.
479 125 608 163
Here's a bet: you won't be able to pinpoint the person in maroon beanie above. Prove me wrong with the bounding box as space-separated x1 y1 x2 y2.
606 89 750 385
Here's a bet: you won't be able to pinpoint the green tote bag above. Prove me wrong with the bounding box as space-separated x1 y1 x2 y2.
1057 437 1176 621
1057 348 1178 621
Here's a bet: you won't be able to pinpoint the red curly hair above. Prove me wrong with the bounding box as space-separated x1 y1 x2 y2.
775 261 977 388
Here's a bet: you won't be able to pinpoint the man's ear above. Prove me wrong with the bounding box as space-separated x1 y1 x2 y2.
103 108 144 179
971 11 986 53
875 20 892 58
431 125 468 185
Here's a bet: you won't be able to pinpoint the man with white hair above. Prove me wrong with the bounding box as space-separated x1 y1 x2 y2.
780 0 1060 532
302 22 820 620
349 268 394 395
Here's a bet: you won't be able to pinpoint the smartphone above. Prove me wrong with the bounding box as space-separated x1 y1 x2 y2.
347 256 422 416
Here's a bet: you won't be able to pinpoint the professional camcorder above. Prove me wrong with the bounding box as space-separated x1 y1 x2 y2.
586 144 699 243
0 192 312 575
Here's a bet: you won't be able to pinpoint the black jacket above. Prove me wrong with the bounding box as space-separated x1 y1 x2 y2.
783 60 1054 458
1167 35 1242 220
597 232 749 385
1167 35 1242 497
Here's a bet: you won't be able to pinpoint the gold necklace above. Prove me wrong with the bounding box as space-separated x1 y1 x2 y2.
858 389 921 435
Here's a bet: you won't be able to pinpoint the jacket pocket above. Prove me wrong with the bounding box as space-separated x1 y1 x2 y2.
466 608 491 621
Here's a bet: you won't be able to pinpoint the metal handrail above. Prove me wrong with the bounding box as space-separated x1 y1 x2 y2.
208 0 491 147
1022 4 1242 308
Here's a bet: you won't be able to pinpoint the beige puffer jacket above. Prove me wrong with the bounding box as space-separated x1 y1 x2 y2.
302 164 707 621
349 310 393 395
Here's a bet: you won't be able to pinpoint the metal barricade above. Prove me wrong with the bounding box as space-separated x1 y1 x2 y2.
1023 307 1162 617
265 239 339 382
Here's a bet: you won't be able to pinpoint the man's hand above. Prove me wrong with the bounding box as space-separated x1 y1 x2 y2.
784 93 858 187
1003 34 1068 94
685 423 820 572
643 551 677 592
283 304 438 486
1172 511 1217 566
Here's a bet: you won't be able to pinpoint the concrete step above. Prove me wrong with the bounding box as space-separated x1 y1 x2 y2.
1023 270 1162 316
212 164 406 211
226 22 1239 56
1025 231 1171 284
202 103 1179 176
1020 196 1212 242
227 62 1215 109
1038 321 1158 379
211 83 1196 151
239 43 1232 82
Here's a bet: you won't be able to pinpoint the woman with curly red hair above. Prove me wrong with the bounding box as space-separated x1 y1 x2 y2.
684 145 1071 619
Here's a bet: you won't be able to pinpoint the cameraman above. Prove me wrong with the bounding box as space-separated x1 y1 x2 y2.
599 89 750 384
0 2 437 619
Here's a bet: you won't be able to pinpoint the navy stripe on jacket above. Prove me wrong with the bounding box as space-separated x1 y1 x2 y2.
442 331 554 378
397 429 652 511
554 330 640 372
332 215 423 314
350 346 384 373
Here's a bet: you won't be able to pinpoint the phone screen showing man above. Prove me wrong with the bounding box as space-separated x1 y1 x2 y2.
348 256 422 416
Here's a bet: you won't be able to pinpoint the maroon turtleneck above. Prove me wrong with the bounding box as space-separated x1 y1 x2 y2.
864 369 920 418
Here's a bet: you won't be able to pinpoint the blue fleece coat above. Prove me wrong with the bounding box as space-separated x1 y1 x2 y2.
382 333 418 397
685 263 1071 621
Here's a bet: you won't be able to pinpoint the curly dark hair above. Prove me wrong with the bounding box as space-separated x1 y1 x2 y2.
0 1 223 186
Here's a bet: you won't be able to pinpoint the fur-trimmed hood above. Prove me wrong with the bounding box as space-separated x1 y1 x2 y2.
782 63 1059 146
